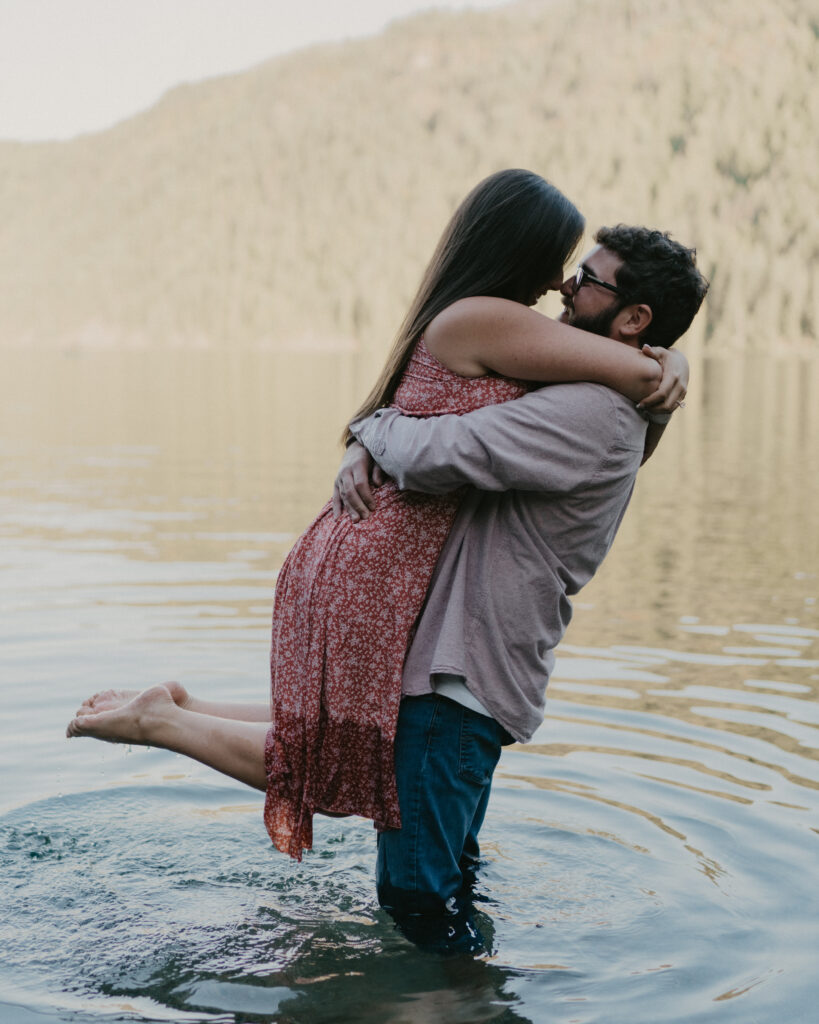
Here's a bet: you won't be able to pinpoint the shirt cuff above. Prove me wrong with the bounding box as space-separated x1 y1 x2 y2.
639 407 673 425
349 410 388 457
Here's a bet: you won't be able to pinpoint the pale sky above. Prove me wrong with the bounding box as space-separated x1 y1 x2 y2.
0 0 508 141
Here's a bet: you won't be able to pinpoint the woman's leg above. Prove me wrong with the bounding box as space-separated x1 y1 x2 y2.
66 685 269 791
78 683 271 723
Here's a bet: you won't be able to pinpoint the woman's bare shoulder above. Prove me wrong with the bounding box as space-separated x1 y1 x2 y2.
427 296 534 336
425 297 539 375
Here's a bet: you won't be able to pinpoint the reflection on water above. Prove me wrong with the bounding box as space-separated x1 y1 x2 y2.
1 348 817 1023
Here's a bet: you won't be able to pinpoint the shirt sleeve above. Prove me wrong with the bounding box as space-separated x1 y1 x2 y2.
350 383 641 494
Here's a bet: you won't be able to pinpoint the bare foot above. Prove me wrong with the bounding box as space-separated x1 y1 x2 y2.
66 685 178 744
76 682 190 716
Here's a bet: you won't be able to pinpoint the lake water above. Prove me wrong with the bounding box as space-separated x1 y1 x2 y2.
1 348 817 1024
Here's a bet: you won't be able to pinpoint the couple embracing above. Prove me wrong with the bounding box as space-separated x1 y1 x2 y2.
68 169 708 950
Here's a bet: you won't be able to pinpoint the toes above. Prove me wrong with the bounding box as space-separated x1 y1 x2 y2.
67 711 104 738
85 690 120 711
67 710 103 736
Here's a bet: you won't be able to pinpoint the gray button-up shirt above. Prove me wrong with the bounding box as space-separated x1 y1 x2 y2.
351 382 647 742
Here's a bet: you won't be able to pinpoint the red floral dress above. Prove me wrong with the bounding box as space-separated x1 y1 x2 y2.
264 339 527 859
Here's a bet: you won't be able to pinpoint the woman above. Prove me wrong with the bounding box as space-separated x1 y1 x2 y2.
67 171 685 859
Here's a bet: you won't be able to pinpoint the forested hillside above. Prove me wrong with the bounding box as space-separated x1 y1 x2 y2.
0 0 814 353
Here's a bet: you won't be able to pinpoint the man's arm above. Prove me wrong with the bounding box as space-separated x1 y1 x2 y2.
641 422 668 464
349 384 630 497
638 399 679 464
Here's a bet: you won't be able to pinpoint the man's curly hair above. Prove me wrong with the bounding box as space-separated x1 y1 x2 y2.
595 225 709 348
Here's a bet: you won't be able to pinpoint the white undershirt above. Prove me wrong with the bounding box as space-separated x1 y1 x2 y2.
432 673 492 718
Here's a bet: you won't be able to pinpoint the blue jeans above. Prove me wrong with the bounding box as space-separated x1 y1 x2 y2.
376 694 512 951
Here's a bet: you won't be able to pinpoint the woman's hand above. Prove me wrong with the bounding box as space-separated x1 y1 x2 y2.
332 441 388 522
637 345 689 412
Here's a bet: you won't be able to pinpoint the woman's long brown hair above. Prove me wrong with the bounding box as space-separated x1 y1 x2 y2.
343 168 584 443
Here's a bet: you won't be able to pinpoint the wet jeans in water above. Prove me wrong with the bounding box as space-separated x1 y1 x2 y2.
375 693 512 953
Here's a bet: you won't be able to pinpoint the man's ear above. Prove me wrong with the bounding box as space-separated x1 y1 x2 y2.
618 303 653 340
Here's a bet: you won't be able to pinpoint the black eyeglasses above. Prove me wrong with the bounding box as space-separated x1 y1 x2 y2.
574 266 622 295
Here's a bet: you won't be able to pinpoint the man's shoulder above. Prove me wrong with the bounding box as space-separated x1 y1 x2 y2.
517 382 646 454
525 380 642 417
528 380 627 403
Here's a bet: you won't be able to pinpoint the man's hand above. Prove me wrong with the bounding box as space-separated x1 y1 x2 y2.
637 345 688 412
332 441 388 522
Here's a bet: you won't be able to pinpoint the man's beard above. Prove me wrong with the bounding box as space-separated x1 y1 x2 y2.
564 303 623 337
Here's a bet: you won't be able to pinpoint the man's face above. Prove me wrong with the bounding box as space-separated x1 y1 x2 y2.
559 245 624 337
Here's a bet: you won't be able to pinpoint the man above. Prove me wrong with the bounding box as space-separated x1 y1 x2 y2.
337 225 708 949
